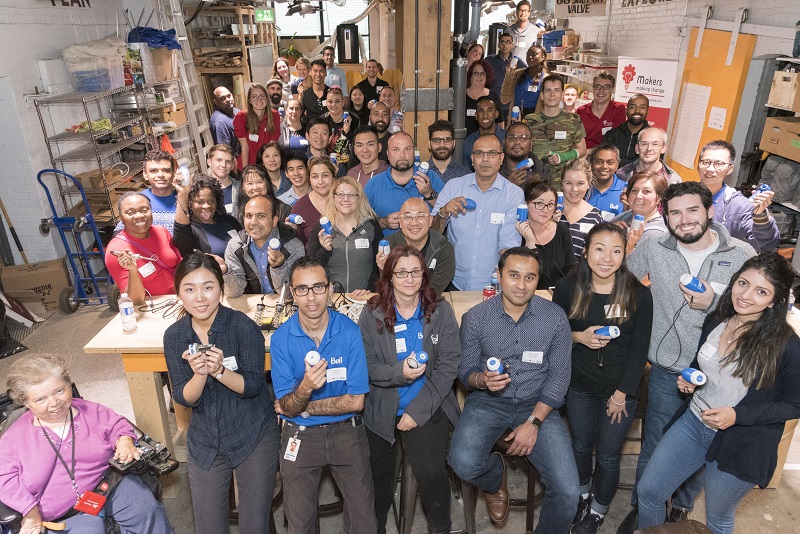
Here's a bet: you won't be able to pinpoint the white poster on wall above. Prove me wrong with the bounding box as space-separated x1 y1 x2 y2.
615 57 679 131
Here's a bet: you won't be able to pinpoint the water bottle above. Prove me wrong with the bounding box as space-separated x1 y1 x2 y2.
178 166 191 187
119 293 137 333
486 357 504 374
594 326 620 338
379 239 390 256
269 238 281 250
516 158 534 170
511 106 521 121
557 192 564 211
407 351 429 369
305 350 321 366
288 214 305 225
680 273 706 293
330 153 338 165
681 367 707 386
414 150 421 166
418 162 430 175
320 216 332 235
463 198 477 210
631 214 645 232
516 204 528 222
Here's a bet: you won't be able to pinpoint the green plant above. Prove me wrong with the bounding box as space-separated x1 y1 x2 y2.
280 33 303 60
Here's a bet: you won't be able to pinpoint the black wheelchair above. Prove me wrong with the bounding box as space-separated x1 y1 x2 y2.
0 387 178 533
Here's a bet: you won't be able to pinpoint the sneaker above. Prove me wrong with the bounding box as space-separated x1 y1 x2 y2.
570 512 604 534
668 506 689 522
573 494 591 525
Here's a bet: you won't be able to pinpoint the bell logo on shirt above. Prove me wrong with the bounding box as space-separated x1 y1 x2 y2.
330 356 343 364
431 335 439 344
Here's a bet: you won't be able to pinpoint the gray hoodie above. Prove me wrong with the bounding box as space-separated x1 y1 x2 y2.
626 221 755 372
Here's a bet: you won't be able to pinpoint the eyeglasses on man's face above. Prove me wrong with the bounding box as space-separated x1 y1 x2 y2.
400 212 430 223
291 283 329 296
638 141 664 149
393 269 424 279
430 137 454 144
473 150 502 159
698 159 732 171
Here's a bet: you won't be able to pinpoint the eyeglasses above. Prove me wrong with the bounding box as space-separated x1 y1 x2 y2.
499 40 513 45
506 134 531 141
393 269 424 279
698 159 732 171
292 283 329 296
593 84 613 91
430 137 454 144
638 141 664 148
531 201 556 211
472 71 487 77
334 192 358 200
473 150 502 159
250 94 267 101
400 212 430 223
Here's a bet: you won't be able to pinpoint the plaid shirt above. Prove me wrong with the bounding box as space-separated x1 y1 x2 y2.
164 305 276 469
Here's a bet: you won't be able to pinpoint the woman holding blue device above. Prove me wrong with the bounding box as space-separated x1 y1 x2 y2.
358 245 461 534
637 253 800 533
552 222 653 534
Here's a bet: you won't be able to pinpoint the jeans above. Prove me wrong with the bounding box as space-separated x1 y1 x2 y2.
448 392 580 534
631 365 685 505
61 475 172 534
637 411 753 534
565 387 637 514
366 410 452 534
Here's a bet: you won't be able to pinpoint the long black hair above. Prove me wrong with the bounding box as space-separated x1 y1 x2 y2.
569 222 641 324
173 251 225 319
714 252 797 389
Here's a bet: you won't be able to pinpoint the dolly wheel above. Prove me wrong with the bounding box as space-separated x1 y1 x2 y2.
59 287 80 314
107 284 121 312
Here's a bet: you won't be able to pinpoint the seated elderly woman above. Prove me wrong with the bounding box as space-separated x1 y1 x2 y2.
105 191 182 304
0 354 172 534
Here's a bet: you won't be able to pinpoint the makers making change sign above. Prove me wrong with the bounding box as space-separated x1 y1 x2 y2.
554 0 607 18
614 57 678 130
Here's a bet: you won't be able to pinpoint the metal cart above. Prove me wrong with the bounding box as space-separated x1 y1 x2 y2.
37 169 118 313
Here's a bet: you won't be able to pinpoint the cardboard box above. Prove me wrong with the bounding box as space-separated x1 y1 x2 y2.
768 71 800 112
761 117 800 163
74 167 125 190
152 102 186 126
0 259 71 311
149 47 177 82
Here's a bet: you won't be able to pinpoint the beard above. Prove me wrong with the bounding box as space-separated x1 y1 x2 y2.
628 114 646 126
391 161 412 172
669 216 711 245
270 95 282 107
372 120 389 133
432 146 453 161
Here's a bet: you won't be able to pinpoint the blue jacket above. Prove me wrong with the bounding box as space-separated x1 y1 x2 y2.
711 184 780 253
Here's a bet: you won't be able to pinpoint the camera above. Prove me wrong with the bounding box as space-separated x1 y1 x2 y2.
188 343 214 355
108 433 179 477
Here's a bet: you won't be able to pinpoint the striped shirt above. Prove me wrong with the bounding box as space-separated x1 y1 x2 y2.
459 295 572 408
559 207 603 259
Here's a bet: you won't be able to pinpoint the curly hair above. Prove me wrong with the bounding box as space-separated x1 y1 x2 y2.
468 59 495 89
7 354 72 406
189 174 227 223
368 244 442 334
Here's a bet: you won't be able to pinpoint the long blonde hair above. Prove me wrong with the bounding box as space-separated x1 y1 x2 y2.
246 83 275 136
325 176 376 228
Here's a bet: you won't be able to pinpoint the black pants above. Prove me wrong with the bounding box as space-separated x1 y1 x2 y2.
366 409 452 534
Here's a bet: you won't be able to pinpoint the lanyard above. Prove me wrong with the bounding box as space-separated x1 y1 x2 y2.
39 410 80 499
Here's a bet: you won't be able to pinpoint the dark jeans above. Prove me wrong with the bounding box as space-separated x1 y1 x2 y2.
366 409 452 534
187 426 281 534
280 419 378 534
565 387 637 514
448 392 580 534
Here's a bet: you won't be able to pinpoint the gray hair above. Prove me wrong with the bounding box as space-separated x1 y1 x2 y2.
7 354 72 406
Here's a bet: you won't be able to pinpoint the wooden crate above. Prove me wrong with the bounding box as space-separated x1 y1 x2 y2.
768 71 800 112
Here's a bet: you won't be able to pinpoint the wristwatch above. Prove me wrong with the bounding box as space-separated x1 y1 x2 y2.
215 366 225 380
527 415 543 429
424 190 438 201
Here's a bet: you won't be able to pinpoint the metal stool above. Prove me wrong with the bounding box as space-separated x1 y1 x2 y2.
460 430 545 534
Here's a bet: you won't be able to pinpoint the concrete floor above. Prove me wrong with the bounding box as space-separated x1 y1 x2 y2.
2 305 800 533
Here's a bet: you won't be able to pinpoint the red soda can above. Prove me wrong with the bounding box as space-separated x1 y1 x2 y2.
483 286 496 301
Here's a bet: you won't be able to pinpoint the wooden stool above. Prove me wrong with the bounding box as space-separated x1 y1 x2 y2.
636 519 712 533
460 430 545 534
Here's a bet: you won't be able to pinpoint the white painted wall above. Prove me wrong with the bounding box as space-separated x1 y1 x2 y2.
0 0 160 265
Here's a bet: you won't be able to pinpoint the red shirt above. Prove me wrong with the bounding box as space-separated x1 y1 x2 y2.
105 225 181 296
233 109 281 169
577 100 627 149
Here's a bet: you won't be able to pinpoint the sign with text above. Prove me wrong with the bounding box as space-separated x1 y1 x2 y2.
554 0 607 18
621 0 673 8
255 8 275 23
615 57 679 130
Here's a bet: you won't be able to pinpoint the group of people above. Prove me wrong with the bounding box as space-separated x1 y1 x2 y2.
2 12 798 533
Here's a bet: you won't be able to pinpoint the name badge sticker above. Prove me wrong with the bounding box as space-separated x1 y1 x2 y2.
394 323 408 332
138 262 156 278
222 355 238 371
554 130 567 140
327 367 347 382
579 222 594 234
248 133 260 142
521 351 543 364
601 126 613 135
354 238 370 249
429 258 437 269
466 109 477 117
710 282 728 295
698 342 716 361
604 304 624 319
395 338 407 353
490 212 505 224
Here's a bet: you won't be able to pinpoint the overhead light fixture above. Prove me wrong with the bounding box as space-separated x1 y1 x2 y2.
287 0 319 17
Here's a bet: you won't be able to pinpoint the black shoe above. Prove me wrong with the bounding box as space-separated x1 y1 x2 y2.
616 505 638 534
573 495 591 525
668 507 689 522
571 512 604 534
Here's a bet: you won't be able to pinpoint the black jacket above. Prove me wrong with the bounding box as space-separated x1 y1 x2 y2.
602 122 649 167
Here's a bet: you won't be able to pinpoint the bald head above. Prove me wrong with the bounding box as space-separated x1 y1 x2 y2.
399 197 433 245
213 86 235 114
